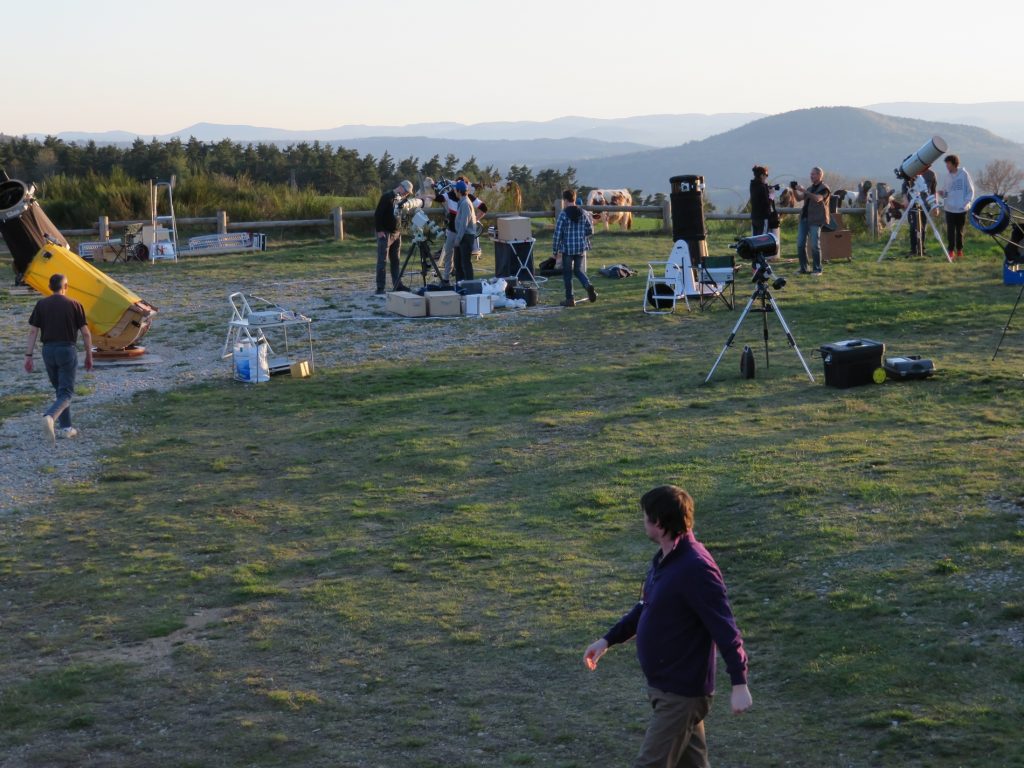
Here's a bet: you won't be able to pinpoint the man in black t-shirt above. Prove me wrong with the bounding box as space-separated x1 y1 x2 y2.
24 273 93 444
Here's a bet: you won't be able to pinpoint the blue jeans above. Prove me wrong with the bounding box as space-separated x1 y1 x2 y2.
796 218 822 272
562 252 592 299
42 342 77 429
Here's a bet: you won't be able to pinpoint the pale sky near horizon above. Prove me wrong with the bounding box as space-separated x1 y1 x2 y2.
4 0 1016 136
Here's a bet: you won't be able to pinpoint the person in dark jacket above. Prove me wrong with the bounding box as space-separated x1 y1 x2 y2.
552 188 597 307
749 165 776 237
584 485 752 768
373 180 414 294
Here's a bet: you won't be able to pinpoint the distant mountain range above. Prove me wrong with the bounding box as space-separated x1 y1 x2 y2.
867 102 1024 143
8 104 1024 208
573 107 1024 208
23 113 764 149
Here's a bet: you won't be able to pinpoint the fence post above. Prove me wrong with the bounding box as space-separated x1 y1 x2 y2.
661 199 672 235
98 215 109 242
216 210 228 234
866 195 877 240
554 198 564 222
332 206 344 241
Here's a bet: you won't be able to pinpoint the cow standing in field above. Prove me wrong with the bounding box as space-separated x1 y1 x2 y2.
775 186 799 223
586 189 633 231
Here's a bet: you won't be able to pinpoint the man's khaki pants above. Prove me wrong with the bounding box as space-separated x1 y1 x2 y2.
633 688 712 768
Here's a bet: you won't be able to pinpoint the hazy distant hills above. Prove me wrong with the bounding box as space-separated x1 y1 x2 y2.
868 102 1024 143
573 107 1024 208
11 104 1024 208
30 113 763 149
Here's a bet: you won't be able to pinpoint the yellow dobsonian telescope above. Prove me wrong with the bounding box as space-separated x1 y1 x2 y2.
0 175 157 352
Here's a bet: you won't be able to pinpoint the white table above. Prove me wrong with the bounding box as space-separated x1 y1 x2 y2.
222 293 314 374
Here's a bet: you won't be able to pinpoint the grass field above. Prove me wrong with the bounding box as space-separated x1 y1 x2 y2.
1 224 1023 768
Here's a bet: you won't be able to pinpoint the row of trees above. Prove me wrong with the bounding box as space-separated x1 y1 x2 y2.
0 135 638 213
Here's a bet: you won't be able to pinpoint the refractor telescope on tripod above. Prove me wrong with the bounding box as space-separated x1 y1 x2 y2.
395 197 448 287
398 196 445 243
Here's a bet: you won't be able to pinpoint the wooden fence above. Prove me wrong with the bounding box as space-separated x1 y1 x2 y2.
33 200 877 244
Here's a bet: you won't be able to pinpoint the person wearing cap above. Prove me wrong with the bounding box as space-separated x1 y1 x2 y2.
373 180 414 295
452 180 479 282
24 272 94 445
438 176 488 284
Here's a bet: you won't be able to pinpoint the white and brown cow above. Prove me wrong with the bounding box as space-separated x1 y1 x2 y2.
586 188 633 231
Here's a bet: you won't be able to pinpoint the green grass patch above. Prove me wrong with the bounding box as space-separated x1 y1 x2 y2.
1 231 1022 766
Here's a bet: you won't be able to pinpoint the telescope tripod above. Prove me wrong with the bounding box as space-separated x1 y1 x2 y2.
878 188 949 262
398 236 445 287
992 281 1024 360
705 278 815 383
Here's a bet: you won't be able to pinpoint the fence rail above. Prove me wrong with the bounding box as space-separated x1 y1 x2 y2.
26 202 874 243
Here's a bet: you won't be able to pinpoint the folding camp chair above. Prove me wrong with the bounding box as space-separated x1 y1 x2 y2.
695 254 736 310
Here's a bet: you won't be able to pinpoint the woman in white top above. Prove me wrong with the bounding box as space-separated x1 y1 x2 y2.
939 154 975 260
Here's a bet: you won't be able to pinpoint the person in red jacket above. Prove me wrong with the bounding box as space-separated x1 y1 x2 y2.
584 485 752 768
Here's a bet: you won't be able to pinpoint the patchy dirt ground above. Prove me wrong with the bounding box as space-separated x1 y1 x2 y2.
0 264 556 515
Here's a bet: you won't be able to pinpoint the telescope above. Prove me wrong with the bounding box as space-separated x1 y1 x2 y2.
0 173 158 354
733 233 778 260
969 194 1024 265
970 193 1024 360
408 208 445 242
895 136 948 180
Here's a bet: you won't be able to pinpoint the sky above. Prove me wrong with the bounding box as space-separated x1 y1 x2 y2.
3 0 1018 136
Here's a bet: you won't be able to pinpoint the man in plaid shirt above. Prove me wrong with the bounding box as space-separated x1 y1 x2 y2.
553 188 598 307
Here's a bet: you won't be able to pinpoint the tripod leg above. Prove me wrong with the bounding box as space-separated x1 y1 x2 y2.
923 205 950 261
705 290 760 383
765 291 815 381
878 202 911 262
398 241 419 284
761 292 770 369
993 282 1024 360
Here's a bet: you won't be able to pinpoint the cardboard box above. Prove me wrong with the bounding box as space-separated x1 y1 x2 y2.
426 290 461 316
289 360 312 378
386 290 427 317
821 230 852 262
497 216 531 241
462 294 493 315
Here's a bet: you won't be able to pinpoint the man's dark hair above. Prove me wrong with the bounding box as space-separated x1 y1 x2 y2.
640 485 694 537
945 154 960 169
752 165 768 178
48 273 66 292
562 188 576 203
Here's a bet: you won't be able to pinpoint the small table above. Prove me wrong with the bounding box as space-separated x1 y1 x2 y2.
493 237 544 284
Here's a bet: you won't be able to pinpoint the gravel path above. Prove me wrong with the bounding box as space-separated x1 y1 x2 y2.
1 265 547 515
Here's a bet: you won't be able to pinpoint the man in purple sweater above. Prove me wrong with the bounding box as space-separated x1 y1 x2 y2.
584 485 752 767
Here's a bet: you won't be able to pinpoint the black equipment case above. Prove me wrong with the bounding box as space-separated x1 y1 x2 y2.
819 339 885 388
883 355 935 380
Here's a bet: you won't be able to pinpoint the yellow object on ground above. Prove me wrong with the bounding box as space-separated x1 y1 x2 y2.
23 242 158 351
